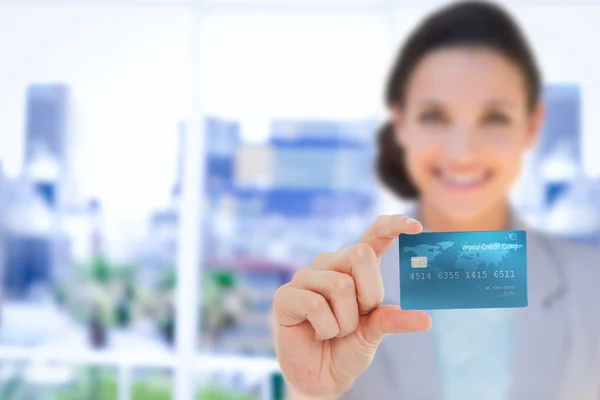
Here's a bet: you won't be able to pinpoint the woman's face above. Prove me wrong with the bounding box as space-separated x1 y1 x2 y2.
394 46 543 219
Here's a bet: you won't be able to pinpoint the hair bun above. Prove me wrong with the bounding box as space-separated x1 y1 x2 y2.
376 121 419 199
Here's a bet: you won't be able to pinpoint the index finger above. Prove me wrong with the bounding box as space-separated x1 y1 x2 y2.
359 214 422 257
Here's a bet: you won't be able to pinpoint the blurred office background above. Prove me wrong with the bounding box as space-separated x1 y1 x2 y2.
0 1 599 399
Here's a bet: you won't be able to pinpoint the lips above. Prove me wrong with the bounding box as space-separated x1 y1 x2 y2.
434 168 493 190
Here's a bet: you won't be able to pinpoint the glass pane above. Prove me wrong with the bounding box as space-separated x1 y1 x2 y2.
0 3 191 397
0 361 118 400
196 366 284 400
131 368 173 400
197 373 261 400
191 10 390 397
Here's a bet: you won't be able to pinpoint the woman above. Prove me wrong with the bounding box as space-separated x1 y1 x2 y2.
272 2 600 400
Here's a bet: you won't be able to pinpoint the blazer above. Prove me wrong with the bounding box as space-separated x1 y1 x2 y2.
343 214 600 400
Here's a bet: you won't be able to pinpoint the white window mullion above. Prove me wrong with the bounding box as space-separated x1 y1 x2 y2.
174 2 206 400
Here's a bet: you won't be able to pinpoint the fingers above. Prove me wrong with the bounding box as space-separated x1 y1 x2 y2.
313 244 382 315
291 269 359 337
362 306 432 345
273 284 340 339
272 214 424 342
359 214 423 257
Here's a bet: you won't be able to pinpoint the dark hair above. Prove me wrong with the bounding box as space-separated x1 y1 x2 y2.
376 1 541 199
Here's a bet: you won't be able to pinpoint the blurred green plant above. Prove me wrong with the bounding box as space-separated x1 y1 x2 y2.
0 365 117 400
149 266 243 346
151 267 177 344
202 269 243 339
54 256 141 338
131 370 172 400
89 257 111 284
197 387 257 400
0 365 263 400
157 267 176 291
56 366 117 400
56 258 253 349
53 283 67 305
114 298 132 327
0 374 27 399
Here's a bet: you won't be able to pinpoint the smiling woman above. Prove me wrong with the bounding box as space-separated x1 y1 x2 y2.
272 2 600 400
376 2 543 230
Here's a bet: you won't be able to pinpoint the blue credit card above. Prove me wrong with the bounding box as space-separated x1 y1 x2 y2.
398 230 528 310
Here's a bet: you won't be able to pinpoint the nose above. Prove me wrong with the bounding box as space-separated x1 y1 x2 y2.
444 125 480 161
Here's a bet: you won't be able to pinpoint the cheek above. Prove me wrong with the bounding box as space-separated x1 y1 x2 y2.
493 149 524 182
402 143 441 183
395 124 442 182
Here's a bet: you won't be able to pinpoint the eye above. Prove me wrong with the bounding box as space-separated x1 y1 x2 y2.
418 109 448 125
482 111 510 126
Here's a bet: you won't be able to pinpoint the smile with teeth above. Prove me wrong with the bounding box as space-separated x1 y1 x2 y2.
435 169 492 189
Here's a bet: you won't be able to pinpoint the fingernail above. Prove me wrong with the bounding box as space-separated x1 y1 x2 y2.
406 218 420 225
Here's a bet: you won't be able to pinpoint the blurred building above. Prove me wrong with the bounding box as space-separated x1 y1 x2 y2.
536 85 600 242
515 85 581 220
203 117 242 260
0 162 6 316
140 116 384 353
58 199 103 269
0 84 73 299
268 119 376 216
137 121 189 285
3 235 53 298
24 84 68 166
513 84 600 245
205 116 241 194
23 84 70 210
172 121 186 198
200 118 378 355
136 208 179 288
546 175 600 244
1 177 54 298
226 119 377 264
536 84 582 207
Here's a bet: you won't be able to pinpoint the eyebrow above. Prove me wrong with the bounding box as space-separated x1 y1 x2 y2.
414 98 518 109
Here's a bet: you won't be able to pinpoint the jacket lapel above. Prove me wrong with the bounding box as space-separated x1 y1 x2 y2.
508 224 570 400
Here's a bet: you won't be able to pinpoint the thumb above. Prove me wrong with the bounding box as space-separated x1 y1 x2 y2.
362 306 432 345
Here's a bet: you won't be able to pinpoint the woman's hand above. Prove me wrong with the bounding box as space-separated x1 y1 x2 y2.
272 215 432 399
